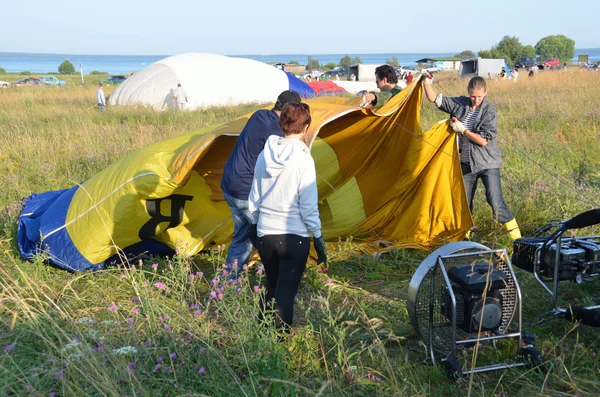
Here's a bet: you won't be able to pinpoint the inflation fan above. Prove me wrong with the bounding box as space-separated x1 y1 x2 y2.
407 242 543 379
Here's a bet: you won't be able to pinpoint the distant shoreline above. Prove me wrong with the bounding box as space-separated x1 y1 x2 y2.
1 48 599 57
1 49 598 75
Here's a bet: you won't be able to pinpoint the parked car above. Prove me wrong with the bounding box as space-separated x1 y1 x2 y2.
38 75 66 86
0 80 10 88
101 75 127 85
543 58 560 68
12 78 44 87
395 66 418 76
581 62 599 71
515 56 536 70
421 66 442 74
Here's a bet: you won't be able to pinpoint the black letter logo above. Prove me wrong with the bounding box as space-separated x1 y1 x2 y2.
138 194 193 240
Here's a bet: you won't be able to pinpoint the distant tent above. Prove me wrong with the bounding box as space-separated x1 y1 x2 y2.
285 71 316 98
307 81 346 95
109 53 317 110
18 76 471 272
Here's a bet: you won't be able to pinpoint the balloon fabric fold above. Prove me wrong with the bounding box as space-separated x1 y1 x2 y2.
18 76 472 271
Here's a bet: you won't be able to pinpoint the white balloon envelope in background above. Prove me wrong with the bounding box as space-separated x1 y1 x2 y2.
108 53 315 110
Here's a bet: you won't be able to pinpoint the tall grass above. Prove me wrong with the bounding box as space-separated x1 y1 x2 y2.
1 70 600 396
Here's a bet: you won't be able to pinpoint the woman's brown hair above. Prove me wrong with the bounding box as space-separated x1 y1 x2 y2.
279 103 311 135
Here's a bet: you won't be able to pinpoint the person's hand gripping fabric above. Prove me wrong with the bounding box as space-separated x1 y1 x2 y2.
450 117 466 135
313 235 328 273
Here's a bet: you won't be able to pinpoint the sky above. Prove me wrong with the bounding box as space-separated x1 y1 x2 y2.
2 0 598 56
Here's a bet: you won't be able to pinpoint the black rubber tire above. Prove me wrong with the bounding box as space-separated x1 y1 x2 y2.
520 346 546 373
443 357 463 381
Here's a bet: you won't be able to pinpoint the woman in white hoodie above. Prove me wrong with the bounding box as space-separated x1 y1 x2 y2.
249 102 327 329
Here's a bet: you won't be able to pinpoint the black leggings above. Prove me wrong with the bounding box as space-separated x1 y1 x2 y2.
257 234 310 327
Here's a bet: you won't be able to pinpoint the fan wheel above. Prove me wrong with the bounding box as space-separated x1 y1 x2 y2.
443 357 463 381
520 346 546 373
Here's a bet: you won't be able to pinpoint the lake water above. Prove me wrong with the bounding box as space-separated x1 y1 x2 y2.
1 49 598 74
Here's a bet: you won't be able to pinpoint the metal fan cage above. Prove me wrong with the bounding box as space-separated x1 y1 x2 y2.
408 242 525 373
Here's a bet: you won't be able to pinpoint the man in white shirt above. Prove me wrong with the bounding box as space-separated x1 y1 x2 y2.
172 83 188 109
96 82 106 112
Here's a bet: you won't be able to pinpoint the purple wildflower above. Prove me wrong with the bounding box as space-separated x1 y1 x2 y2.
198 367 206 375
153 282 166 290
133 296 141 303
169 353 177 359
129 362 136 372
253 286 259 293
209 291 217 299
151 263 158 270
4 343 15 353
199 348 205 355
157 356 163 363
189 274 195 280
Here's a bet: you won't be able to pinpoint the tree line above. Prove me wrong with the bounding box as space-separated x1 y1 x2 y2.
454 34 575 65
294 34 576 71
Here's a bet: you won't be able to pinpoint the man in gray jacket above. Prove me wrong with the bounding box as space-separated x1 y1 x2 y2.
423 76 521 240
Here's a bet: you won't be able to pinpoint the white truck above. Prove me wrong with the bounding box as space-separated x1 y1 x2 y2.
459 58 509 79
348 64 382 82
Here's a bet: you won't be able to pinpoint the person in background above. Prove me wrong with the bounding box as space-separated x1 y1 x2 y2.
171 83 188 109
96 82 106 112
406 71 414 84
363 64 402 107
422 75 521 240
221 90 302 275
512 68 519 82
500 67 507 80
350 73 356 82
249 102 327 331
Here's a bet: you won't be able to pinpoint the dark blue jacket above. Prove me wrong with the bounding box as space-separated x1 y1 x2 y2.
221 109 283 200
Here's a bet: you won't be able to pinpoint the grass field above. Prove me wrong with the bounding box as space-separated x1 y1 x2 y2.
1 70 600 396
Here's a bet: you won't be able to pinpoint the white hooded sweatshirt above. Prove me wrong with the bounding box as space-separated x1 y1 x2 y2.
249 135 322 238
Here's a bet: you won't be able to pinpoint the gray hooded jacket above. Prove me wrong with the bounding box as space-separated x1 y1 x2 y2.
249 135 322 238
437 95 503 173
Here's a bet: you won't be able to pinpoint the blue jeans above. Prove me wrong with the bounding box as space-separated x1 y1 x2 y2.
223 192 254 271
461 165 514 224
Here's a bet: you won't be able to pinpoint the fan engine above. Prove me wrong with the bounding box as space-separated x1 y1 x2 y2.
442 263 508 334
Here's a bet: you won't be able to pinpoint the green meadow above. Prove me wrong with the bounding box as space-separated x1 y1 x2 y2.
1 70 600 396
